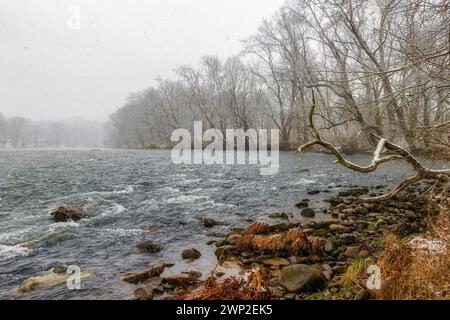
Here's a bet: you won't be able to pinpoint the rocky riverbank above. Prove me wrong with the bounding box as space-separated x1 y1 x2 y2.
122 179 447 300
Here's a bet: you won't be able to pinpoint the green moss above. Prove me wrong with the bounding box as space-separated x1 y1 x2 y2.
370 238 385 248
304 292 327 300
334 258 371 299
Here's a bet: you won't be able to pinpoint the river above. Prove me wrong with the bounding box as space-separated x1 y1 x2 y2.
0 149 433 299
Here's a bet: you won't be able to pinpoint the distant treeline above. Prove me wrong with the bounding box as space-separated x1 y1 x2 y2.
0 113 104 148
105 0 449 153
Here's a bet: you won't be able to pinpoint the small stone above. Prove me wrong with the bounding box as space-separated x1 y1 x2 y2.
278 264 325 293
51 204 83 222
301 208 315 218
358 249 370 258
52 265 67 275
181 248 201 260
271 222 289 232
226 234 242 244
329 224 350 233
354 289 369 300
137 240 161 253
295 202 309 208
164 275 196 288
261 257 290 267
202 218 219 228
355 207 369 215
344 246 361 258
134 286 154 300
332 265 346 274
215 245 235 259
324 239 335 253
340 233 357 245
123 263 173 284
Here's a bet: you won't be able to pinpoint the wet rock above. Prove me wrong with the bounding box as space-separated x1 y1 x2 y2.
278 264 325 293
201 218 219 228
268 212 290 220
344 246 361 258
295 201 309 209
338 188 368 197
316 220 337 228
325 197 344 206
164 275 197 288
215 245 236 260
341 208 356 215
260 257 290 267
123 263 173 284
301 208 315 218
207 232 227 238
134 286 154 300
137 240 161 253
307 190 321 195
355 207 369 215
340 233 357 245
226 234 242 244
329 224 350 233
271 222 289 232
52 265 67 275
324 239 335 254
18 241 33 248
332 265 346 274
51 204 83 222
15 270 93 294
181 248 201 260
181 271 202 280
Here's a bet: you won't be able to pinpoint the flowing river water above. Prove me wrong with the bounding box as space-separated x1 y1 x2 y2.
0 149 443 299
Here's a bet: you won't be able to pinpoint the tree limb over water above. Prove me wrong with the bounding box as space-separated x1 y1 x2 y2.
298 91 450 202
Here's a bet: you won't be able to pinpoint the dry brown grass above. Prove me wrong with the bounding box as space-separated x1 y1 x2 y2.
376 183 449 300
236 228 324 257
243 221 271 235
180 267 269 300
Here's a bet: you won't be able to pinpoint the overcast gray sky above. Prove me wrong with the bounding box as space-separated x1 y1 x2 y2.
0 0 284 121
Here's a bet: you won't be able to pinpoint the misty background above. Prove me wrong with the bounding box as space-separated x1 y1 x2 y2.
0 0 283 147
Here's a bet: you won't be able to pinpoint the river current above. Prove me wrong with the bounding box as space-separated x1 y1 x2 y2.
0 149 431 299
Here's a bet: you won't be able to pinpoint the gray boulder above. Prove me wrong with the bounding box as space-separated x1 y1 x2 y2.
278 264 325 293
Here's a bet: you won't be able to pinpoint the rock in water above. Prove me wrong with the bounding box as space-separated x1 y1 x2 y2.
201 218 219 228
134 286 154 300
181 248 201 260
123 263 173 284
301 208 315 218
51 204 83 222
295 201 309 209
278 264 325 293
137 240 161 253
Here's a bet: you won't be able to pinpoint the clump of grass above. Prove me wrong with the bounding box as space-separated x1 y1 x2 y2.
235 229 324 257
244 221 271 235
334 258 371 299
376 182 449 300
180 267 269 300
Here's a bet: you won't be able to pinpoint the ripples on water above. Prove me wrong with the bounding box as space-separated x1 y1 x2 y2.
0 149 421 299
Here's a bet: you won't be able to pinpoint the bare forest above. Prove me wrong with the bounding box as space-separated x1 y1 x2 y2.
106 0 449 154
